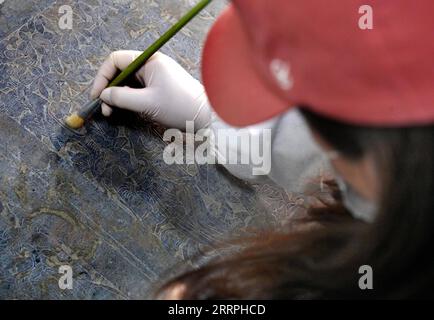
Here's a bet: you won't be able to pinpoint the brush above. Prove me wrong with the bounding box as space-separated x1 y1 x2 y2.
65 0 212 130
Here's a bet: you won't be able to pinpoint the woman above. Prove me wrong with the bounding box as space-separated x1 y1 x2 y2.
91 0 434 298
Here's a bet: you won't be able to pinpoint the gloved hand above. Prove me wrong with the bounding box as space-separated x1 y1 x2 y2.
90 50 211 131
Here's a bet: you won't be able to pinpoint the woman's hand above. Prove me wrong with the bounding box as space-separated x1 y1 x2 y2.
90 50 211 131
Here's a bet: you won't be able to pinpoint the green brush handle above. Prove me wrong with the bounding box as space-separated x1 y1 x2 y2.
108 0 212 88
77 0 212 121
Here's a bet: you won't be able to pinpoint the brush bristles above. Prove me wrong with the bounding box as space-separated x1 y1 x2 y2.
65 113 85 129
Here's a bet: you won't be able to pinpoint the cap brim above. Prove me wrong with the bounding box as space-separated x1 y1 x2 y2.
202 5 290 127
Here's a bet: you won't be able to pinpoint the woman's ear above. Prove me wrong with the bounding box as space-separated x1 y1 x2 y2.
162 283 187 300
310 129 380 202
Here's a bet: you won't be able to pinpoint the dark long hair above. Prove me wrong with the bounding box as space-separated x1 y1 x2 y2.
156 108 434 299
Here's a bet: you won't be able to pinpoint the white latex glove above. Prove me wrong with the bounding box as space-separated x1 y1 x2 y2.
90 50 211 131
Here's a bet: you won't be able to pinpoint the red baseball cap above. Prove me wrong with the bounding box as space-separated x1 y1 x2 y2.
202 0 434 127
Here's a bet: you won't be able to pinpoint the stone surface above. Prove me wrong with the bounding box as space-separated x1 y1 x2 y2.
0 0 307 299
